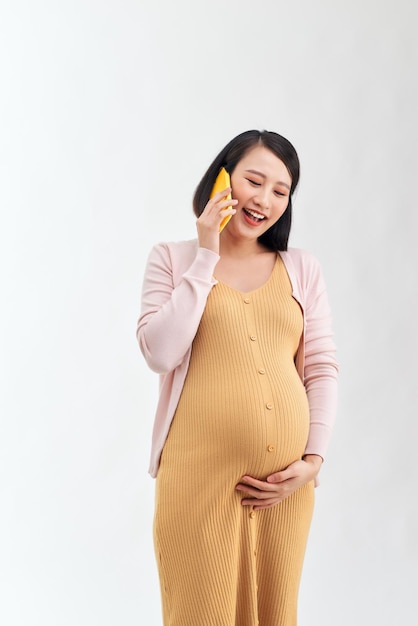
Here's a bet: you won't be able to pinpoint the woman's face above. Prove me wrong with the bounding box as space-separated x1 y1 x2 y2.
227 145 292 240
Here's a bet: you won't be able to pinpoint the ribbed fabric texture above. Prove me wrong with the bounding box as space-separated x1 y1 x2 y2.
154 256 315 626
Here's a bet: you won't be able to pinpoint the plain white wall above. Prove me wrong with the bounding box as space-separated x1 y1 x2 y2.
1 1 417 624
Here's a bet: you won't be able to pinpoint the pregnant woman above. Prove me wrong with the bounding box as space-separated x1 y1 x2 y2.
137 129 338 626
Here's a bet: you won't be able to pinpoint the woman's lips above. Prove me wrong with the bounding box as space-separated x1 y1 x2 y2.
242 207 266 226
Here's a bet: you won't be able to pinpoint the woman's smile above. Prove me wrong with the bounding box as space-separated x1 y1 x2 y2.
242 207 267 225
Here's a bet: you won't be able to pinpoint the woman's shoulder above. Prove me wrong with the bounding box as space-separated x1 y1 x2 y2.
146 239 219 280
280 247 321 272
150 238 199 255
279 247 326 295
146 238 198 265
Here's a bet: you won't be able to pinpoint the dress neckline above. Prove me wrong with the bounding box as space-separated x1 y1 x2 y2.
214 254 280 296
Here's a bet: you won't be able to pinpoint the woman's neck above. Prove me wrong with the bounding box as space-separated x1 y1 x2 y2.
219 233 269 259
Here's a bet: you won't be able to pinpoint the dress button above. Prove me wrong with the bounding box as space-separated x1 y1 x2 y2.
258 368 265 375
266 403 273 410
250 335 256 341
249 511 256 519
243 297 251 304
267 444 275 452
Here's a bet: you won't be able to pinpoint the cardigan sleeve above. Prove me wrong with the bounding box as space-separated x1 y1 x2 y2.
302 256 339 460
137 243 220 374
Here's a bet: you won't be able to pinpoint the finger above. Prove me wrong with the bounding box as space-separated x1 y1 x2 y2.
238 487 275 500
219 207 237 219
266 471 287 484
241 495 283 507
267 465 298 483
202 197 237 218
212 186 232 200
236 482 277 498
242 483 299 507
253 499 282 510
205 190 232 211
238 476 276 491
217 198 238 210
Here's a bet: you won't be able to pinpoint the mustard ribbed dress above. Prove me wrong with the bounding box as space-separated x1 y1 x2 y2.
154 256 314 626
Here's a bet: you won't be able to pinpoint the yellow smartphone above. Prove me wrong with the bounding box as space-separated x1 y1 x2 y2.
209 167 232 232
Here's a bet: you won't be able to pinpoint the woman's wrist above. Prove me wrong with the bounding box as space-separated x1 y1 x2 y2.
302 454 323 474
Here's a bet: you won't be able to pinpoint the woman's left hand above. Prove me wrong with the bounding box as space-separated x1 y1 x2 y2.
235 455 322 510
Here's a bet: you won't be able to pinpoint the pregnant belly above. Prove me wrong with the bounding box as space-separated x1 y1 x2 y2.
163 369 310 480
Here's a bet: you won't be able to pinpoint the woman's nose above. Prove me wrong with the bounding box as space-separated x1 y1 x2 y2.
254 188 268 210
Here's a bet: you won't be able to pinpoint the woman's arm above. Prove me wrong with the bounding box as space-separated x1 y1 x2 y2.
302 258 339 459
137 243 220 374
138 188 237 374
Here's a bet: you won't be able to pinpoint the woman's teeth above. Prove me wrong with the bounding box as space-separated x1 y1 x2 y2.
243 208 265 221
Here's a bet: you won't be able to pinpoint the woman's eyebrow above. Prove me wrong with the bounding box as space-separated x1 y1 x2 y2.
244 169 290 190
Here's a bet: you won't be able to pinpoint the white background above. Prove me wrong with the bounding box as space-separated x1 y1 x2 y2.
1 1 417 624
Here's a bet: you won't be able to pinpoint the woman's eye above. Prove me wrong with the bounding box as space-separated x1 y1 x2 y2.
246 178 261 186
274 190 286 197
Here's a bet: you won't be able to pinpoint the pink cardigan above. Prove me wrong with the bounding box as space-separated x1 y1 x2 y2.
137 239 338 478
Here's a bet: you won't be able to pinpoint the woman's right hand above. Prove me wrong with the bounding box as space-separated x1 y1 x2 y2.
196 188 237 254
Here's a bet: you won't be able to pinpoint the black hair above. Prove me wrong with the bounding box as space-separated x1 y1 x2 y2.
192 130 300 251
